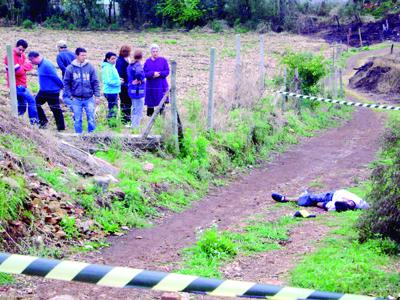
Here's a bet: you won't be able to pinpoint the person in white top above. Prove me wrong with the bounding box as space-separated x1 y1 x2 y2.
271 189 370 212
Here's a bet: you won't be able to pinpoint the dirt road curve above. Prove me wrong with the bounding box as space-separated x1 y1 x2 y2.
31 49 388 300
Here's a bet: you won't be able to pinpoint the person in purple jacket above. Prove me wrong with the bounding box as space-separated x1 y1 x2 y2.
127 49 145 128
143 44 170 116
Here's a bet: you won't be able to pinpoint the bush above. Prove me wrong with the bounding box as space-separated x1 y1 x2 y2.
43 15 70 30
358 115 400 244
210 20 223 32
280 51 329 95
22 19 34 29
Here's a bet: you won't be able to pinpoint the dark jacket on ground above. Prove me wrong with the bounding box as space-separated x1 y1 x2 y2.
38 58 63 93
57 49 75 78
116 56 129 87
127 61 145 100
63 59 100 99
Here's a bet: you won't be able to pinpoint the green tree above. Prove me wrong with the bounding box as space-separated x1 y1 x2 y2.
156 0 204 26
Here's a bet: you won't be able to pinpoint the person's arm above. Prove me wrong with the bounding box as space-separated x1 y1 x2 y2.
21 55 32 72
144 60 154 79
324 201 335 211
159 58 170 78
109 68 121 87
91 66 101 97
57 55 66 75
63 67 72 98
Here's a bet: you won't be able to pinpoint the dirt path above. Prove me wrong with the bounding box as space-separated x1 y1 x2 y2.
27 49 387 299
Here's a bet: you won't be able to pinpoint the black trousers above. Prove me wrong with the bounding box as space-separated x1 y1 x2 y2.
36 90 65 131
119 86 132 124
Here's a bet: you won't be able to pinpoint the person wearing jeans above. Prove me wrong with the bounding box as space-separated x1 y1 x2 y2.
71 97 96 133
127 49 145 128
4 39 39 125
28 51 65 131
16 86 39 125
63 47 100 134
101 52 122 125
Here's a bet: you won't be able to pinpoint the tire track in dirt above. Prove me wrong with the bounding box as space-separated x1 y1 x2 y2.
33 49 387 300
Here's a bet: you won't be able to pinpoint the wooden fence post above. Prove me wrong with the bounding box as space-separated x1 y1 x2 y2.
294 68 301 113
358 27 363 48
282 66 287 112
339 68 344 98
259 34 265 93
207 47 216 131
6 45 18 117
331 44 337 98
235 34 241 101
170 60 179 153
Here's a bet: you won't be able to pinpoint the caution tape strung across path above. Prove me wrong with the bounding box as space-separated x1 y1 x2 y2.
274 90 400 111
0 252 383 299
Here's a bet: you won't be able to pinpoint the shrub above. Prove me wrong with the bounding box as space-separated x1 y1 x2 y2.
22 19 34 29
210 20 223 32
280 51 328 95
358 115 400 244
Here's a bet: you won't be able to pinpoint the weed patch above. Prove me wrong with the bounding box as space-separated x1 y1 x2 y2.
178 216 299 278
290 211 400 297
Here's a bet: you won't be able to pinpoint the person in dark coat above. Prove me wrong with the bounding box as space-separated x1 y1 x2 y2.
127 49 145 128
143 44 170 116
116 45 132 125
56 40 75 78
28 51 65 131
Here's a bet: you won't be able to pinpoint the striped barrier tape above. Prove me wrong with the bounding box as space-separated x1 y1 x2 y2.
0 252 384 299
274 91 400 111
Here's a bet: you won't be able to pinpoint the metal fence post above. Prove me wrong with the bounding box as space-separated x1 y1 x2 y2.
259 34 265 94
207 47 216 131
170 61 179 153
6 45 18 117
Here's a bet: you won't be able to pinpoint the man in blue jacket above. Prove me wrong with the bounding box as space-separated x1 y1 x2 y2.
63 47 100 134
28 51 65 131
56 40 75 78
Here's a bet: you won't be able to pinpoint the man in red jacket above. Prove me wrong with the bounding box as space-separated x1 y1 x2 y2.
4 39 38 125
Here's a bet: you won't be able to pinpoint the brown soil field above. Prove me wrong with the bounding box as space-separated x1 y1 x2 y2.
0 28 328 131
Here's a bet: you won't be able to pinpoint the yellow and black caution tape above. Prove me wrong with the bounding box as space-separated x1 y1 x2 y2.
0 252 383 299
273 91 400 111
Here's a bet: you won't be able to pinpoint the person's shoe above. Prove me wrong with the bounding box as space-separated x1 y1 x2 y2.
271 192 287 202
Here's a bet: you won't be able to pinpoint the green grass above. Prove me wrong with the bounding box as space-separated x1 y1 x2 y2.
290 210 400 297
178 216 299 278
0 175 27 223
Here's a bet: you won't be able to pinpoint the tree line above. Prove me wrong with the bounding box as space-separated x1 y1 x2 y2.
0 0 364 32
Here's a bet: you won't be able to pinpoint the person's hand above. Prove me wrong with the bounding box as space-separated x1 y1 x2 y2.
132 79 139 85
94 97 101 105
154 72 160 78
120 78 124 83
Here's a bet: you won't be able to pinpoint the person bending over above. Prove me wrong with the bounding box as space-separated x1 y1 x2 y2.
271 189 370 212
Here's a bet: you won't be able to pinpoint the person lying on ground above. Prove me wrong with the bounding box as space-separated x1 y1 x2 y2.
28 51 65 131
271 189 370 212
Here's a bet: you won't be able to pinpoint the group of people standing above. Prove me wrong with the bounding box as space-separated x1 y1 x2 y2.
4 39 170 134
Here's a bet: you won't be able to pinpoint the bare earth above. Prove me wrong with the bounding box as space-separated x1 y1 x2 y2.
6 48 383 299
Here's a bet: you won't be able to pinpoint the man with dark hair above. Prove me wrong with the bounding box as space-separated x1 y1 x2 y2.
63 47 100 134
3 39 39 125
271 189 370 212
56 40 75 78
28 51 65 131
